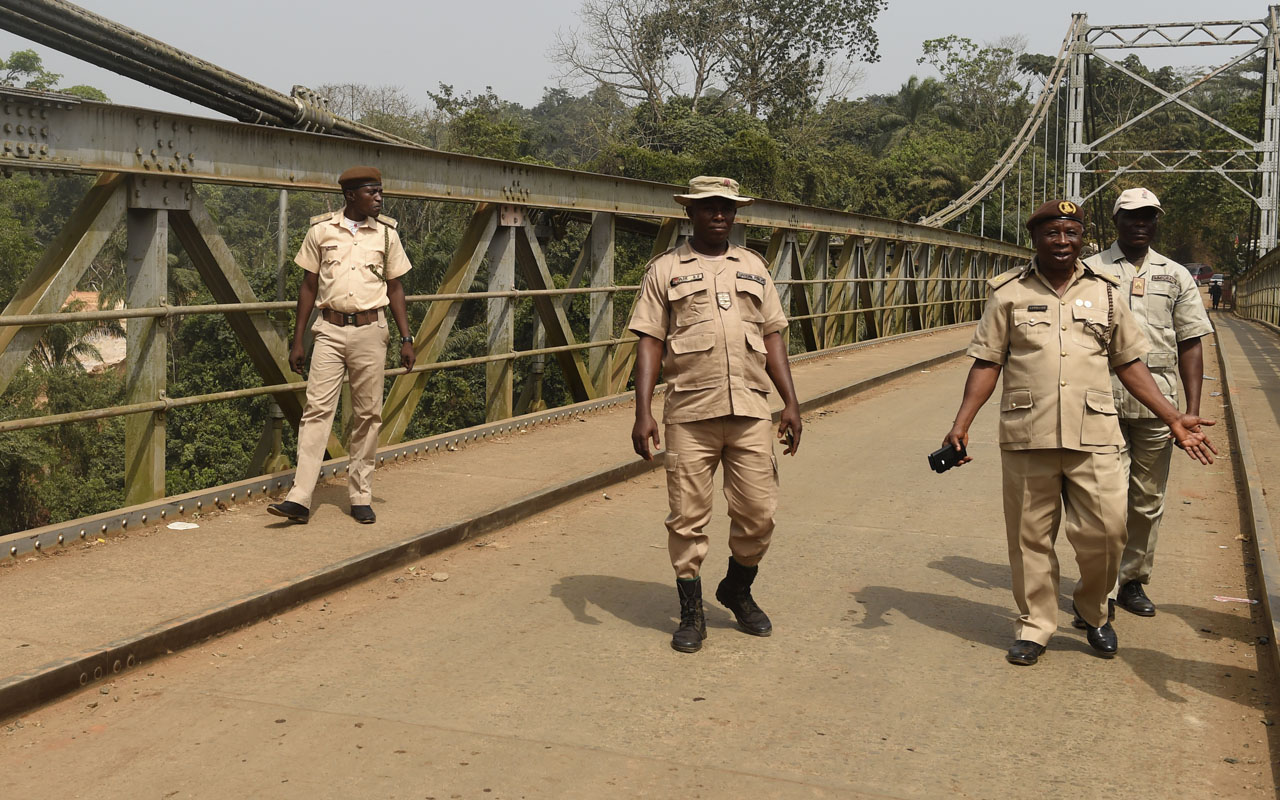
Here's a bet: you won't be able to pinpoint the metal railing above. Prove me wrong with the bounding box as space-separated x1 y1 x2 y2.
1237 247 1280 327
0 87 1029 535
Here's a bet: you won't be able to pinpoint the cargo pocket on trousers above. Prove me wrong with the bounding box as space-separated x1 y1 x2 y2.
664 452 681 509
999 389 1033 444
1081 389 1119 446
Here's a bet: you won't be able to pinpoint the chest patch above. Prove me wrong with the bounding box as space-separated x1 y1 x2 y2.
670 273 703 287
736 271 766 286
717 291 732 309
1027 304 1048 312
1150 274 1177 284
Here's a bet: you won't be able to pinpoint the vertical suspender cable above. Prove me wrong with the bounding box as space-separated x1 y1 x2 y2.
1017 161 1024 247
1000 181 1006 241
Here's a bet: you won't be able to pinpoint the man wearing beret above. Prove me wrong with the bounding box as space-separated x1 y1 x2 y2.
942 199 1217 666
628 175 802 653
1084 188 1213 619
268 166 415 525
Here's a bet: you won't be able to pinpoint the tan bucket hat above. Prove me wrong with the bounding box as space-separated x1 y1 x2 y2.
674 175 754 207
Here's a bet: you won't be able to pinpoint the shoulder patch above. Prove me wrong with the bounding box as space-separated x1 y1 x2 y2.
377 214 398 229
986 266 1025 290
309 212 334 226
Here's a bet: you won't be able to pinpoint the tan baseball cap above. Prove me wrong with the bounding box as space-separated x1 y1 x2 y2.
1113 187 1162 216
674 176 754 207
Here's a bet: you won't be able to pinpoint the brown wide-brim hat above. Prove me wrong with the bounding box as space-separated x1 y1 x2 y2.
338 165 382 189
1026 199 1084 231
674 175 754 207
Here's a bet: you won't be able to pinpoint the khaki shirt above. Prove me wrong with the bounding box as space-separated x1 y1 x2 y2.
1083 244 1213 418
628 242 788 424
967 259 1150 453
295 211 412 314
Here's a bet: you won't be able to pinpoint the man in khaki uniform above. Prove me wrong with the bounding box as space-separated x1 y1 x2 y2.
268 166 415 525
943 199 1216 667
629 176 802 654
1084 188 1213 618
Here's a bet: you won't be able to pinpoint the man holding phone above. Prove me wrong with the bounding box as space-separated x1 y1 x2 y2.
628 176 802 654
942 199 1216 667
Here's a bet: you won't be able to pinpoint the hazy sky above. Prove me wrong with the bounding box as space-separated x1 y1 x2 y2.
0 1 1270 119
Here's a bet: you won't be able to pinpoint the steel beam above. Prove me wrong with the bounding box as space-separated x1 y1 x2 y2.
123 207 166 505
515 223 595 403
485 213 518 423
585 213 615 396
379 204 498 445
0 173 125 394
0 88 1026 258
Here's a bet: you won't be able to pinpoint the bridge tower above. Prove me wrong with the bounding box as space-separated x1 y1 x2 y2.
1065 8 1280 252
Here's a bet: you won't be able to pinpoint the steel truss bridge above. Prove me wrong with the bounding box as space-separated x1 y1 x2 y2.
0 0 1278 556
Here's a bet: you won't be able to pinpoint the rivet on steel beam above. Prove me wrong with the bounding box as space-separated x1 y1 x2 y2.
230 492 236 501
93 666 103 680
32 540 39 551
178 504 184 513
8 546 15 557
126 654 136 668
140 514 147 523
100 524 107 533
159 510 166 519
246 488 253 497
79 529 86 538
112 660 122 674
134 148 142 157
57 534 63 544
262 484 268 492
213 496 220 506
79 672 88 685
195 501 202 510
121 518 127 528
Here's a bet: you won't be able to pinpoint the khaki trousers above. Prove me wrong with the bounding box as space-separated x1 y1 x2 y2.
285 311 388 509
1113 418 1174 590
1001 448 1127 645
664 416 779 579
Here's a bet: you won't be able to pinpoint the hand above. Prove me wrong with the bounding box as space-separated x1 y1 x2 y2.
1170 414 1217 464
778 405 802 456
400 340 416 371
943 424 973 466
289 342 306 375
632 412 660 461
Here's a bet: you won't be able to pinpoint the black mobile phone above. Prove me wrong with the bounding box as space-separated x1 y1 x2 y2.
928 442 966 473
784 428 795 451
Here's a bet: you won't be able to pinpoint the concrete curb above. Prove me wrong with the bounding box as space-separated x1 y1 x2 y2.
0 340 968 721
1213 320 1280 670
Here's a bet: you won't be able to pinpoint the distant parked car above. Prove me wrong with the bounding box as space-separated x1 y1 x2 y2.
1189 264 1214 285
1210 273 1226 286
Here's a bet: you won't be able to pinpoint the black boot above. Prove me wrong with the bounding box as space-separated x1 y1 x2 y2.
715 557 772 637
672 578 707 653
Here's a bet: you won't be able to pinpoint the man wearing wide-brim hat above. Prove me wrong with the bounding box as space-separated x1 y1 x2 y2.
628 176 802 653
941 198 1217 666
1084 188 1213 620
267 166 415 526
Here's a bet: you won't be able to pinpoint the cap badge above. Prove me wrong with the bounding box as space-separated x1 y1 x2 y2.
1058 201 1078 215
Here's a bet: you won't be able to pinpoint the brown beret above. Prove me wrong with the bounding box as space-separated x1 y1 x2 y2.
1026 199 1083 231
338 166 381 188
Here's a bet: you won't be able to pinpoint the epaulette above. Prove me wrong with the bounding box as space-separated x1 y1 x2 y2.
986 265 1026 290
1086 266 1121 288
309 211 335 226
377 214 398 229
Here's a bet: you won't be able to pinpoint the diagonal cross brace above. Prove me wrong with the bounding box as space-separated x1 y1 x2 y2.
0 173 126 395
514 221 595 403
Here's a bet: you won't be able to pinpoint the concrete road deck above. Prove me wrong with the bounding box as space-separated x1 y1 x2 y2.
2 322 1278 799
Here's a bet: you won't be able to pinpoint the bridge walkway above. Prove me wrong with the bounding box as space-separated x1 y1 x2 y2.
1 320 1278 798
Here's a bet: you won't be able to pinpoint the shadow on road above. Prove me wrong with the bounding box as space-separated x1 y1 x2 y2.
927 555 1013 591
851 585 1016 651
551 575 736 632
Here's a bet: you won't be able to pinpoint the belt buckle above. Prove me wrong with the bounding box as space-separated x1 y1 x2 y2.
344 313 356 326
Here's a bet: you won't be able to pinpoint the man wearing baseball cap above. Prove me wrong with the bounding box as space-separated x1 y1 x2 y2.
942 199 1217 666
1084 188 1213 618
628 176 802 653
267 166 415 525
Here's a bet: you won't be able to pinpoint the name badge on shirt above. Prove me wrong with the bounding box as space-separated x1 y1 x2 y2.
736 271 767 286
670 273 703 287
717 291 732 309
1131 277 1145 297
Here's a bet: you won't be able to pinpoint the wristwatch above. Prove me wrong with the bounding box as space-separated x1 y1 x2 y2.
400 336 413 344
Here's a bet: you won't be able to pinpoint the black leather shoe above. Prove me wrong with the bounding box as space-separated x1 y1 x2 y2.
266 501 309 523
350 505 376 524
1116 580 1156 616
1006 640 1046 666
715 557 772 636
1072 604 1118 657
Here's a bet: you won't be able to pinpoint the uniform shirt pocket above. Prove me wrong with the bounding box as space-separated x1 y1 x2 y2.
999 388 1034 444
1081 388 1119 446
1145 350 1178 400
735 277 766 323
667 281 712 328
666 331 718 390
1144 282 1174 328
1070 305 1108 352
1011 307 1051 346
743 327 771 392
